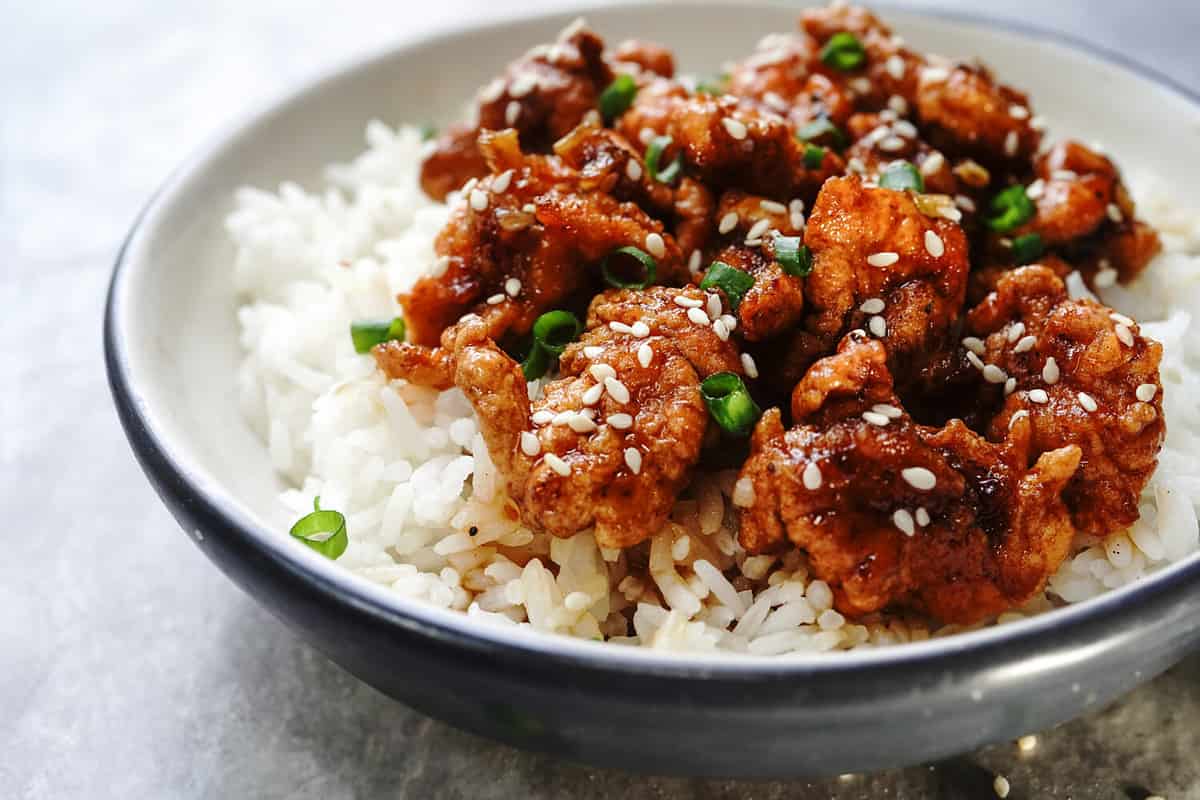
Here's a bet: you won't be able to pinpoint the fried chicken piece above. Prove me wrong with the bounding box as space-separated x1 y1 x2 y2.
419 24 614 200
611 39 675 78
914 63 1041 166
552 120 675 213
966 265 1165 538
738 335 1081 624
400 128 686 348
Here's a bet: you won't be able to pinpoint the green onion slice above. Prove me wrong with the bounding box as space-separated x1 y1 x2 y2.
695 72 729 96
796 116 847 150
532 310 582 356
879 161 925 193
773 234 814 277
820 32 867 71
599 74 638 123
290 496 348 559
803 143 826 170
699 260 755 310
1010 232 1045 265
602 246 658 289
986 184 1036 233
645 135 683 184
700 372 762 437
521 342 552 381
350 317 406 354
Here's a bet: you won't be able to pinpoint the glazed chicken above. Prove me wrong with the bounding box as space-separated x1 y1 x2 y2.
381 5 1167 626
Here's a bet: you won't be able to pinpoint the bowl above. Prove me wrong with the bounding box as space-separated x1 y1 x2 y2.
105 0 1200 778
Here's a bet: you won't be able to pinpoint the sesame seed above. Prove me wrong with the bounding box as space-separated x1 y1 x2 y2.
1030 114 1048 131
605 377 631 404
746 218 771 242
687 307 710 325
1017 734 1037 752
879 136 906 152
789 198 805 215
1029 388 1049 404
645 232 666 259
893 509 916 536
608 321 634 335
920 152 946 176
707 293 723 320
1115 324 1134 347
638 127 656 146
688 249 703 275
1004 130 1019 157
1005 377 1017 395
902 467 937 491
637 343 653 367
531 410 554 425
1036 357 1058 385
624 447 643 474
1014 335 1037 354
860 298 886 314
544 453 571 476
966 351 985 371
492 169 514 194
1026 178 1045 200
1110 311 1136 327
469 189 489 211
849 76 871 94
955 194 977 212
504 277 522 296
722 117 748 140
885 54 906 80
486 293 505 305
631 321 651 338
674 294 703 309
921 65 950 83
983 364 1007 384
1009 104 1030 120
607 413 633 430
732 476 756 508
862 411 891 426
509 72 537 98
924 230 945 258
431 255 452 277
567 413 598 433
582 383 604 406
1107 203 1124 223
1078 392 1098 412
893 120 918 139
962 337 986 355
552 410 574 426
939 205 963 222
522 203 536 214
583 345 604 359
803 461 823 490
993 775 1010 798
1006 322 1026 342
867 251 900 267
589 363 616 382
718 211 739 234
915 507 931 527
1136 383 1158 402
720 314 737 331
847 157 867 174
625 160 643 181
671 535 690 561
873 403 903 419
1051 169 1078 182
1009 409 1029 429
479 78 506 103
888 94 909 115
712 319 730 341
1095 267 1118 288
869 316 887 337
740 354 759 380
520 431 541 456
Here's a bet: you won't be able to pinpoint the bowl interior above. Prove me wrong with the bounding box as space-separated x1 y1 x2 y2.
110 1 1200 669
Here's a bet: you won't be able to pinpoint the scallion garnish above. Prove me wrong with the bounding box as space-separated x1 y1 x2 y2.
695 76 728 96
699 261 755 310
879 161 925 193
820 32 867 71
645 135 683 184
599 74 638 123
350 317 406 354
521 343 551 381
986 184 1036 232
419 123 438 141
521 310 582 380
1010 232 1044 265
803 143 826 170
602 246 658 289
772 234 813 277
700 372 762 437
290 496 348 559
796 116 847 150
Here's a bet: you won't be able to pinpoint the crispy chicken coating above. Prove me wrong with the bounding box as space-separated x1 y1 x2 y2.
914 63 1041 167
738 335 1082 624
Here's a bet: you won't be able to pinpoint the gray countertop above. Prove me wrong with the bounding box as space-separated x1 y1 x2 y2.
3 2 1198 797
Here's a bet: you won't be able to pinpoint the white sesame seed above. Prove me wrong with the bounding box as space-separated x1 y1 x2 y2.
879 136 906 153
631 321 651 339
519 431 541 457
522 203 536 214
509 72 537 98
544 453 571 476
1078 392 1098 412
1009 104 1030 120
802 461 823 490
712 319 730 341
746 218 771 242
605 377 631 404
624 447 643 474
1014 335 1037 354
673 294 703 309
718 211 739 234
740 353 760 381
687 307 710 325
551 410 574 426
607 413 634 430
431 255 452 277
1051 169 1078 182
885 54 906 80
1005 377 1016 395
1025 178 1045 200
893 509 916 536
1107 203 1124 223
531 410 554 425
921 65 950 83
1030 114 1048 131
873 403 903 419
1136 383 1158 402
637 343 653 367
983 364 1007 384
1006 322 1026 343
589 363 616 382
1110 311 1136 327
722 117 748 140
480 77 506 103
962 337 985 355
860 298 886 314
955 194 977 212
568 413 598 433
1017 735 1038 752
939 205 963 222
847 157 867 175
902 467 937 491
1009 409 1029 429
893 120 918 140
869 316 888 337
1095 267 1118 288
504 277 522 296
688 249 703 275
707 293 723 320
1115 324 1135 347
469 189 489 211
671 535 690 561
732 476 756 507
924 230 945 258
867 251 900 267
993 775 1010 798
645 232 666 259
583 345 604 359
863 411 891 427
849 76 872 95
915 507 931 527
582 383 604 406
608 321 634 335
486 293 505 305
1004 130 1019 157
888 94 909 115
920 152 946 176
639 127 655 146
1042 357 1060 384
789 198 805 215
1029 388 1049 404
625 160 643 181
966 351 985 371
720 314 737 331
760 199 787 214
492 169 514 194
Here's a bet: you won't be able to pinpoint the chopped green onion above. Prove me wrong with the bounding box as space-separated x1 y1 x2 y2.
803 143 827 170
521 341 552 380
602 246 658 289
773 234 813 277
598 74 638 123
879 161 925 193
1010 232 1044 265
699 261 755 310
986 184 1036 232
695 72 730 96
532 310 582 356
419 122 438 141
796 116 847 150
290 496 348 559
820 32 867 71
700 372 762 437
350 317 406 353
645 135 683 184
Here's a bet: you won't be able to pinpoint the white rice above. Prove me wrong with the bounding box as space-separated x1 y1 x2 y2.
230 122 1200 654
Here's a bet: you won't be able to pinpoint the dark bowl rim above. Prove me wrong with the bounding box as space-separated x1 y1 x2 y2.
105 0 1200 681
